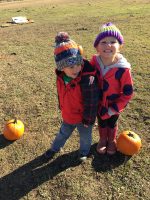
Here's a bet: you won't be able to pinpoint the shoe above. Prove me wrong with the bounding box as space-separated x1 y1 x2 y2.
79 154 87 162
107 127 117 155
96 140 107 154
96 127 108 154
44 149 56 160
107 140 116 155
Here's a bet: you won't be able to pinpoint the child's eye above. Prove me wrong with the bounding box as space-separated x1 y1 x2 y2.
100 41 117 45
110 41 117 44
101 41 107 45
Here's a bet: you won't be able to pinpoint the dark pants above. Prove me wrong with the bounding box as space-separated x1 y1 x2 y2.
98 115 119 128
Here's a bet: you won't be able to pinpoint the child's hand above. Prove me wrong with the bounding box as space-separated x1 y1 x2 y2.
83 124 89 128
108 107 116 116
89 76 95 85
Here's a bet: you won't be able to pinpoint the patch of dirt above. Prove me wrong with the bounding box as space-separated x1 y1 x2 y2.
0 0 77 9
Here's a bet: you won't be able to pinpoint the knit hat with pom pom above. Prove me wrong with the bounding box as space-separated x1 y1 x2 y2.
94 22 124 47
54 32 83 71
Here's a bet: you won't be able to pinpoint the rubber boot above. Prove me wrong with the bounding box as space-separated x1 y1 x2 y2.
107 126 117 155
96 127 108 154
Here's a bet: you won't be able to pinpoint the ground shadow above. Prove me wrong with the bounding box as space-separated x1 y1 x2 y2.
0 134 13 149
0 144 132 200
0 150 81 200
90 143 132 172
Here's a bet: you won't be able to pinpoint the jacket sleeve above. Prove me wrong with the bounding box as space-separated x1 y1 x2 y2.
89 56 95 66
108 68 134 116
80 60 100 125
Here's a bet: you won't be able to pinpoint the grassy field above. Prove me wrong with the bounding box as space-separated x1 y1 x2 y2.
0 0 150 199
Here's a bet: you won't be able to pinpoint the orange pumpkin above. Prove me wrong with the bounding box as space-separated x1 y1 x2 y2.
117 130 142 156
78 45 84 55
3 118 25 141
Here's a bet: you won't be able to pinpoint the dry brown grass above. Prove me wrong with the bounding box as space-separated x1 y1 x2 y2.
0 0 150 199
0 0 84 9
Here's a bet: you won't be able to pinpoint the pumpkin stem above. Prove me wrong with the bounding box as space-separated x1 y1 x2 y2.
14 118 17 124
127 132 134 138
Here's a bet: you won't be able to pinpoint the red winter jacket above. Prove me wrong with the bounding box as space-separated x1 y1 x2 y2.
56 59 99 125
90 54 134 120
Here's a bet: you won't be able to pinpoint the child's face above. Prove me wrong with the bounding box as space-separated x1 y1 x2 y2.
62 65 82 78
96 36 121 59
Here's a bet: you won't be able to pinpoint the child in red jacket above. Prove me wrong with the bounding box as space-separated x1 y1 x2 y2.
90 22 133 155
44 32 99 162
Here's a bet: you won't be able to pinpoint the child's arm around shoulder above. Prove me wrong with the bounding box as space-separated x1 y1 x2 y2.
80 59 100 126
89 54 98 69
82 59 96 74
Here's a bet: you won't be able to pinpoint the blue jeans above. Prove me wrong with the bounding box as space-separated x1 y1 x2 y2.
51 121 93 156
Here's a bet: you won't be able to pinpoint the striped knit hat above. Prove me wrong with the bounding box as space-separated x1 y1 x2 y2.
54 32 83 71
94 22 124 47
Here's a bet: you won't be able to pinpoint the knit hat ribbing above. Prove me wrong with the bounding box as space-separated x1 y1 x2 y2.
54 32 83 71
94 22 124 47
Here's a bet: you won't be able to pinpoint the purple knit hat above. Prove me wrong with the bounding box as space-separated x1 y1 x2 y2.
94 22 124 47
